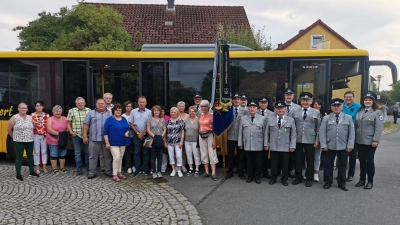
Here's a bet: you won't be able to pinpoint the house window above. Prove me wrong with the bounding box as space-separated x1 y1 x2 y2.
310 35 324 49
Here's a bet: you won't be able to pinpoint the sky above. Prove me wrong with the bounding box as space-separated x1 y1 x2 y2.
1 0 399 90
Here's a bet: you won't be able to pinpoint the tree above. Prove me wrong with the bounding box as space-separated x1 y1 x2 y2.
13 3 137 51
390 82 400 103
223 24 272 50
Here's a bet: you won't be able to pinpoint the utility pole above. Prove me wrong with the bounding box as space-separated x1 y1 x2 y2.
376 75 383 93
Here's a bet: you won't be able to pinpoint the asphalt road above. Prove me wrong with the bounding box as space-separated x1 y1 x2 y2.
169 122 400 225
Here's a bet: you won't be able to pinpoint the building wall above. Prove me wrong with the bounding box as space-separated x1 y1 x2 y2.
284 25 353 50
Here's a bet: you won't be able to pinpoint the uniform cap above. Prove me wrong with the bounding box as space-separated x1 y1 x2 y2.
330 98 344 106
241 93 248 99
247 99 258 107
232 92 241 99
300 92 313 99
363 91 377 101
193 92 202 99
274 101 287 108
258 96 269 102
284 88 295 94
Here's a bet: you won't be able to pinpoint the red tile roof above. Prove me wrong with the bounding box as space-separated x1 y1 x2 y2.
85 3 251 44
276 19 357 50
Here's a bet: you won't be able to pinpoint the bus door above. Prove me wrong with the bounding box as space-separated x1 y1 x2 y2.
290 59 330 105
62 60 92 111
141 61 168 109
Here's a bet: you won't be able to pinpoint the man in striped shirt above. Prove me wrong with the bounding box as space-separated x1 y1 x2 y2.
67 97 91 175
83 98 112 179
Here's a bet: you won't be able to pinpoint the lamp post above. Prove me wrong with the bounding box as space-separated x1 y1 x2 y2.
376 75 383 93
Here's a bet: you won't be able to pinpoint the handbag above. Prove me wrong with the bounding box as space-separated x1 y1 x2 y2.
199 131 211 139
143 136 153 148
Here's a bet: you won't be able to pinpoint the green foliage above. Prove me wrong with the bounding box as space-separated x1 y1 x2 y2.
379 90 392 105
390 82 400 103
14 3 137 51
223 24 272 50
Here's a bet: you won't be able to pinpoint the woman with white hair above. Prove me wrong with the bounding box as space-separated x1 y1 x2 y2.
7 103 39 181
177 101 188 173
198 100 219 181
166 107 185 177
46 105 69 174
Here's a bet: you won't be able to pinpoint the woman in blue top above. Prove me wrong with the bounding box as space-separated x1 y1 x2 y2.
104 104 130 182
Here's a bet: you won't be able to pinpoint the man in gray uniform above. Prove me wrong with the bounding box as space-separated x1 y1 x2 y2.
241 93 248 110
238 100 266 184
283 88 301 177
194 92 204 117
319 98 355 191
227 92 248 179
264 101 297 186
292 92 321 187
258 96 274 179
391 102 399 124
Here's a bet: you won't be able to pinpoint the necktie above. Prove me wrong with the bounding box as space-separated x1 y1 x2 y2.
303 109 307 120
365 109 368 113
336 115 339 124
251 116 254 123
261 110 264 116
286 105 290 113
235 108 238 118
278 117 282 128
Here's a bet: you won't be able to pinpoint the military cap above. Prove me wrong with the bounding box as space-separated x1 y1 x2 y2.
193 92 202 99
363 91 377 100
232 92 242 99
274 101 287 108
284 88 295 94
247 99 258 107
241 93 248 99
330 98 344 106
258 96 269 102
300 92 313 99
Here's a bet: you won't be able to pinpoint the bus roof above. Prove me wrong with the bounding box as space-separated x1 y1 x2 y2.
0 49 369 59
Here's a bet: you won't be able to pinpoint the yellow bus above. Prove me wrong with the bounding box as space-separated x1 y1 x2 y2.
0 47 397 159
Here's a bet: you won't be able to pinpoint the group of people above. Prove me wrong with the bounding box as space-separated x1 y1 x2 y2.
8 89 383 190
227 88 383 191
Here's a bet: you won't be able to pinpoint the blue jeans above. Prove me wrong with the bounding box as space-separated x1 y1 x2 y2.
72 136 89 171
49 144 67 158
133 134 149 173
347 144 358 177
151 146 163 173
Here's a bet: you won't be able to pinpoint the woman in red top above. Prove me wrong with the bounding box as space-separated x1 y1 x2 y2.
31 100 49 174
198 100 218 181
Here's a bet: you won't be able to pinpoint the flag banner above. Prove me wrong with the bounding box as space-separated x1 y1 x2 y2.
212 40 234 137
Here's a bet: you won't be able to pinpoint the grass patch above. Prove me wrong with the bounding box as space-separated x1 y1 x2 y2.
383 122 398 134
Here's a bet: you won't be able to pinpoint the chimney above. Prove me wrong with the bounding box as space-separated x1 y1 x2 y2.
167 0 175 10
299 29 305 34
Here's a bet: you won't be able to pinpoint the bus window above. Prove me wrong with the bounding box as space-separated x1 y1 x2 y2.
292 60 328 104
331 60 362 102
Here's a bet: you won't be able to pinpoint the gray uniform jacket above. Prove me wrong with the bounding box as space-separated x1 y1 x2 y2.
391 104 400 112
257 108 274 118
355 108 384 145
319 112 355 150
238 114 266 151
264 116 297 152
293 107 321 143
227 106 248 141
284 102 301 118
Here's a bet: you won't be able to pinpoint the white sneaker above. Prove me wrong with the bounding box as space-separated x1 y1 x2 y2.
178 170 183 177
153 173 157 179
132 166 136 173
161 169 166 173
157 172 163 178
170 170 176 177
314 174 319 182
181 166 187 173
127 168 132 173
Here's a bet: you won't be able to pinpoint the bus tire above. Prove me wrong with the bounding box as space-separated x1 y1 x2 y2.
6 135 28 165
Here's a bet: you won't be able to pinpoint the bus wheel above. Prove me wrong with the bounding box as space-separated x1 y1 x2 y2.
6 135 16 161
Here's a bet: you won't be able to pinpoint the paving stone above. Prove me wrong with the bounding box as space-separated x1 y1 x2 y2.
0 164 201 224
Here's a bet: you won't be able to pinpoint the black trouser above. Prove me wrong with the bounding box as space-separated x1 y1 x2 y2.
271 151 289 181
324 150 348 186
228 140 245 175
393 111 398 123
288 152 296 171
347 144 358 177
151 146 163 173
295 143 315 181
262 150 270 176
123 138 134 168
357 144 377 183
246 151 262 179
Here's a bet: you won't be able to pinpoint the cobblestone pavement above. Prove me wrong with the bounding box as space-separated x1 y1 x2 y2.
0 164 202 225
